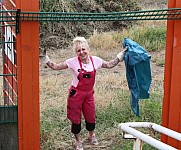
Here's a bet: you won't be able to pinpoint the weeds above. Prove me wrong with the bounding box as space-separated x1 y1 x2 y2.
40 6 166 150
115 25 166 52
40 89 162 149
152 57 165 67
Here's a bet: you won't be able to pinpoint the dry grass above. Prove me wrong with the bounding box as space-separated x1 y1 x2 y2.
40 31 130 110
40 28 164 149
89 32 122 51
136 0 167 9
39 36 133 149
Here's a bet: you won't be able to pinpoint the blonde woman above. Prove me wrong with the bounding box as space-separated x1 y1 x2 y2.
41 37 127 150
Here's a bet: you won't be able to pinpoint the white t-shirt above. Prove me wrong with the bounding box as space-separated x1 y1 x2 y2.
66 56 103 87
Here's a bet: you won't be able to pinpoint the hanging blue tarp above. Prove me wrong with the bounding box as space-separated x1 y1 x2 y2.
123 38 152 116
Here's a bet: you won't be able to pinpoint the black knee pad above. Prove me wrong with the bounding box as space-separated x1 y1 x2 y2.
85 121 95 131
71 123 81 134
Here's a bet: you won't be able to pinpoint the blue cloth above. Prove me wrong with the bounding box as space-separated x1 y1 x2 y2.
123 38 152 116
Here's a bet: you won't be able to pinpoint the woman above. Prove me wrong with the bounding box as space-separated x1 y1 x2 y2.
41 37 127 150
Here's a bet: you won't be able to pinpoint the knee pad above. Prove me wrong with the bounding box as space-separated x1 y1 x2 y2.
71 123 81 134
85 121 95 131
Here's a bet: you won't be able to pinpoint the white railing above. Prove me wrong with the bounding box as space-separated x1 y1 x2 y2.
118 122 181 150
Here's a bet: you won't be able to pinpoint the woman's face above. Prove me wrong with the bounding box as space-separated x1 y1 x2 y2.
75 42 89 61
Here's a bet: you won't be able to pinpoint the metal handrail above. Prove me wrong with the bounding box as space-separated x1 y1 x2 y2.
118 122 181 150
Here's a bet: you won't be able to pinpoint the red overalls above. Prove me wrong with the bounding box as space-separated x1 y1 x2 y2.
67 56 96 124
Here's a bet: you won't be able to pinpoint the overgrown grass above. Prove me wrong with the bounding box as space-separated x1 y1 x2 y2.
121 26 166 52
90 21 166 53
40 89 162 149
40 21 166 149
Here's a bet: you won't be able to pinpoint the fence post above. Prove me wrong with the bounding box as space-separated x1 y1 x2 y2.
16 0 40 149
161 0 181 149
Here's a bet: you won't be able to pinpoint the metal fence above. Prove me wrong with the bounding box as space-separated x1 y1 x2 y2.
0 4 18 123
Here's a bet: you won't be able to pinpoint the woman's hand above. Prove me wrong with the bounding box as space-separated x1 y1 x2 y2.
117 46 128 62
39 50 50 64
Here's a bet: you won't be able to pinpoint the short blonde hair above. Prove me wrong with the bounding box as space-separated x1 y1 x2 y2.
72 37 90 52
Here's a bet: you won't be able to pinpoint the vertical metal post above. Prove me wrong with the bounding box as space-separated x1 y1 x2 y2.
16 0 40 149
133 138 143 150
161 0 181 149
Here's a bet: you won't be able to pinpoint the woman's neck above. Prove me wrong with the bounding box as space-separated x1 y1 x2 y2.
80 56 89 64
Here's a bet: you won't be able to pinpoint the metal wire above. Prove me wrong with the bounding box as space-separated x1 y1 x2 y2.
0 8 181 22
20 8 181 22
0 10 16 22
0 106 17 124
